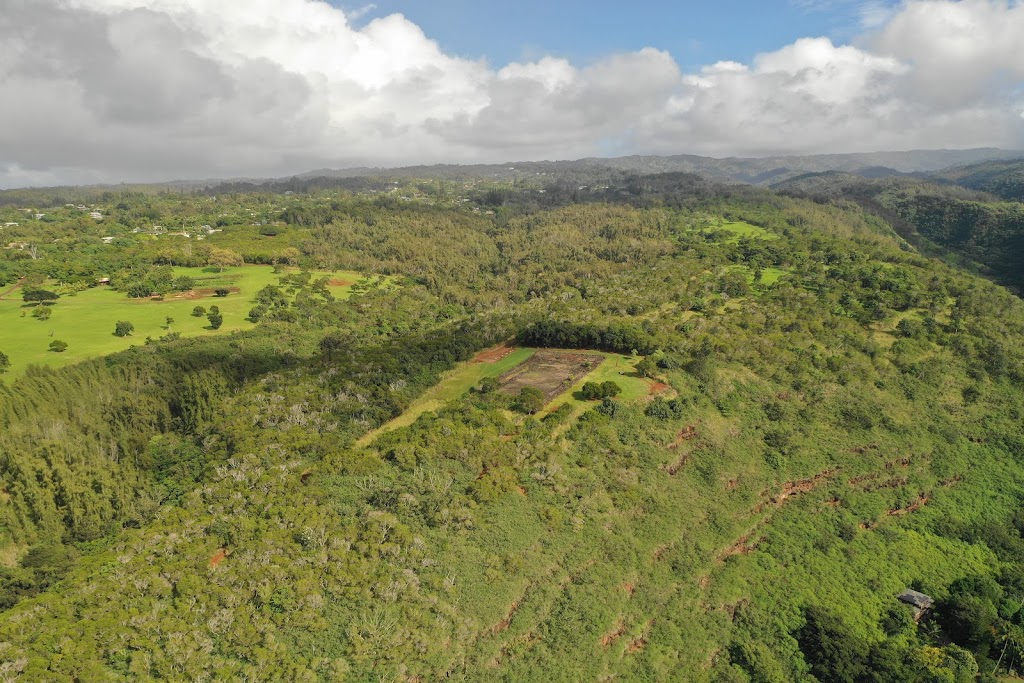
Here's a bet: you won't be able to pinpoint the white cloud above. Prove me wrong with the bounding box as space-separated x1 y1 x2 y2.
0 0 1023 187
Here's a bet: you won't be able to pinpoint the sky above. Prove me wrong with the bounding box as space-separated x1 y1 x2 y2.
1 0 1023 187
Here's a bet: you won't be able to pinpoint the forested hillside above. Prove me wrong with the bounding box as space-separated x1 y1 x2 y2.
0 175 1023 681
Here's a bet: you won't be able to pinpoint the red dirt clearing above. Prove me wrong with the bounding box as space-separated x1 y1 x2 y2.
649 381 671 395
472 345 516 364
601 621 628 647
328 278 353 287
209 548 230 568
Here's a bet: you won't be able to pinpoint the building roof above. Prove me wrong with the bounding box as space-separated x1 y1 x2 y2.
898 589 933 610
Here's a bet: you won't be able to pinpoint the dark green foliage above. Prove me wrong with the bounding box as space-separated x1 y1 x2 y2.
580 380 621 400
520 319 655 355
214 288 229 297
172 276 195 291
22 288 58 303
191 305 206 317
797 606 870 683
206 311 223 329
47 340 67 352
0 351 8 373
513 386 546 414
114 320 134 337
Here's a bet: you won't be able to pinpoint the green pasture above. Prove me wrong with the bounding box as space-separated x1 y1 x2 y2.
715 220 778 241
0 266 363 379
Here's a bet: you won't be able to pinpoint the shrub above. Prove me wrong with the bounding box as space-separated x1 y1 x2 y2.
48 340 68 353
214 288 230 297
207 312 223 330
191 306 206 317
114 321 134 337
513 387 545 414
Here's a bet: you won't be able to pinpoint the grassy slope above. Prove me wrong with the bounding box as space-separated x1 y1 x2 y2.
0 266 361 378
357 347 537 445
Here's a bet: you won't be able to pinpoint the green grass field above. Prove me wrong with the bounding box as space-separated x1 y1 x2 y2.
0 266 364 379
710 220 778 242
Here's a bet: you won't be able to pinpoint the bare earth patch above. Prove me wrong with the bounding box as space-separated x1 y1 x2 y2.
497 349 603 402
473 344 516 364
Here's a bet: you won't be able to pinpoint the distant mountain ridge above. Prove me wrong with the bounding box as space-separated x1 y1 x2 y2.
294 148 1023 187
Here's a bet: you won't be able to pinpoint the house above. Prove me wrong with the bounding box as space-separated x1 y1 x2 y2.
898 589 934 621
96 277 110 285
89 211 103 220
3 222 18 227
101 236 115 244
6 242 28 250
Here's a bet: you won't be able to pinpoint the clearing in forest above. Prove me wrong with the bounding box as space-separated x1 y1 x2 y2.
356 346 535 445
497 350 604 402
0 265 368 379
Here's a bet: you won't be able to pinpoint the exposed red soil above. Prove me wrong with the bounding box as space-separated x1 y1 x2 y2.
472 345 516 364
625 629 650 655
824 497 842 508
328 278 353 287
663 452 690 476
667 425 698 450
718 535 761 561
601 621 628 647
623 582 635 597
753 469 838 513
726 478 739 491
209 548 230 568
649 381 671 395
516 486 527 496
300 469 312 484
888 494 929 516
491 599 523 635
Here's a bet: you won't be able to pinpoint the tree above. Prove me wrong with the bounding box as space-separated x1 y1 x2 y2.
23 289 58 303
48 340 68 353
635 356 659 378
165 317 174 329
114 321 135 337
0 351 9 374
31 307 52 321
208 248 242 272
214 288 230 297
513 387 545 414
207 312 223 330
172 276 195 291
191 306 206 317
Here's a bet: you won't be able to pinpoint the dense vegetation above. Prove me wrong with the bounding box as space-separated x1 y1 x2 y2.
0 171 1023 681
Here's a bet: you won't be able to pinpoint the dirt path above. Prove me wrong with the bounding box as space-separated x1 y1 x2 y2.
0 279 24 301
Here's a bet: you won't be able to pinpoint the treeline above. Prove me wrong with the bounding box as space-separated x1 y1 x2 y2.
519 319 656 355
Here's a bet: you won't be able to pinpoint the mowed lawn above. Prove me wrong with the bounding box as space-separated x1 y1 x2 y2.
0 266 364 379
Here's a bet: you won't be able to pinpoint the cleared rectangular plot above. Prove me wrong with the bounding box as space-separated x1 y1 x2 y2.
498 349 604 402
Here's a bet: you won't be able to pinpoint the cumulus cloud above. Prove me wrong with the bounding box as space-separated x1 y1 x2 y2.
0 0 1023 186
